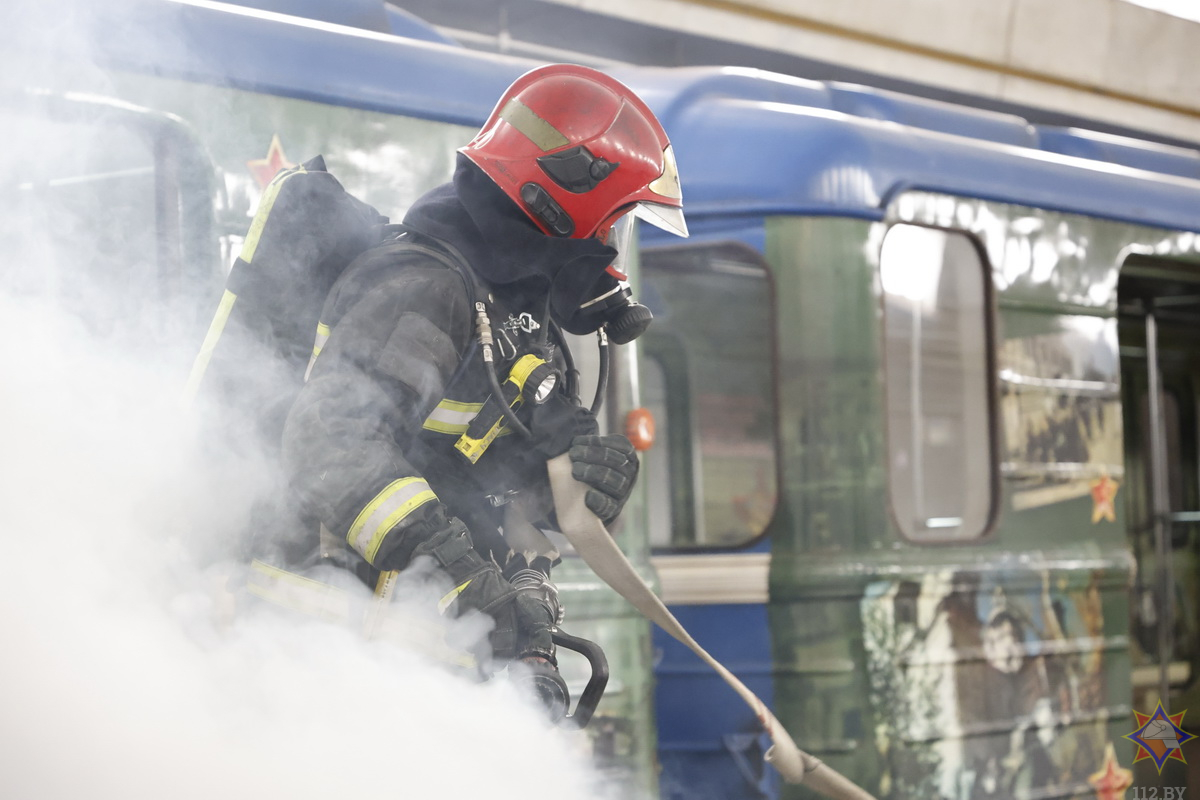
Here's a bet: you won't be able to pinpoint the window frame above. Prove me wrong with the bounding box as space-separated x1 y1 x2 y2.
640 239 781 554
877 221 1001 545
6 91 221 332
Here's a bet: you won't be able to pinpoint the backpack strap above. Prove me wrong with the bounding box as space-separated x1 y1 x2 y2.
383 223 488 311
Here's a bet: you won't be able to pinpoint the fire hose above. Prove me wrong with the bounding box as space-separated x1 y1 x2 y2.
546 454 876 800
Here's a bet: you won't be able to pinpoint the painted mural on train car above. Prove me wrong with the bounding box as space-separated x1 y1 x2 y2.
863 570 1113 798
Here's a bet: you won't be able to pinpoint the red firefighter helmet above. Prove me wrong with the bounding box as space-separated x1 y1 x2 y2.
460 64 687 242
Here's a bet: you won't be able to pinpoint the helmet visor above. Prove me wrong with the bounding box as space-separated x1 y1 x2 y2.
602 211 637 282
597 198 688 281
629 200 688 239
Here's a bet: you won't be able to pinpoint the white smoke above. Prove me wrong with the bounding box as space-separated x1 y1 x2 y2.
0 3 608 799
0 277 606 800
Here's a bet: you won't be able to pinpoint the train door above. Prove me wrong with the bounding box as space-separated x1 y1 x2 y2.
638 236 781 799
1117 255 1200 786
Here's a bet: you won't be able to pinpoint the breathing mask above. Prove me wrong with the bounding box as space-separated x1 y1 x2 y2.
567 212 653 345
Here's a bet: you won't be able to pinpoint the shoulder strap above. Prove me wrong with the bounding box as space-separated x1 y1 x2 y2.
376 224 488 403
384 224 488 310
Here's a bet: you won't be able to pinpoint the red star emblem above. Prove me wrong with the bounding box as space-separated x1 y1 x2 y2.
246 134 295 189
1088 743 1132 800
1090 474 1118 523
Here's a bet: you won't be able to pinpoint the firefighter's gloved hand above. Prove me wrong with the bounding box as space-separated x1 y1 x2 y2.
569 434 639 525
527 393 599 459
406 516 554 663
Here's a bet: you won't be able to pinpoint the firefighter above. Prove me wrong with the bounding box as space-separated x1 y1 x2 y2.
276 64 688 678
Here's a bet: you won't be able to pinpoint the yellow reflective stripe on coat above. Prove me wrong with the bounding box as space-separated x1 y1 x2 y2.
347 477 438 563
245 559 352 623
182 288 238 405
422 398 484 434
303 321 332 382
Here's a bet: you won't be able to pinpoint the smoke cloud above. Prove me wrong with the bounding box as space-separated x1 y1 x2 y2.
0 3 608 799
0 167 606 800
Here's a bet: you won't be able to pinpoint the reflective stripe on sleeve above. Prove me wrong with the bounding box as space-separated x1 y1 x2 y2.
347 477 438 563
245 559 352 623
422 398 484 434
303 321 332 382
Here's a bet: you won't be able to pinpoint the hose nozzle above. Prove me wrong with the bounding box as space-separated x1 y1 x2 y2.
517 660 570 724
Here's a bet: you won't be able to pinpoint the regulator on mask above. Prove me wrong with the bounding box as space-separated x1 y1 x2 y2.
474 212 657 438
574 212 652 345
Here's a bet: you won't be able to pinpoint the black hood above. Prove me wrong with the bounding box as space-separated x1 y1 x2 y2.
402 154 620 333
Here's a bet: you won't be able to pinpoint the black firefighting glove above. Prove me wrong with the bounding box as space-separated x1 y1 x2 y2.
406 514 555 664
526 392 599 459
569 434 639 525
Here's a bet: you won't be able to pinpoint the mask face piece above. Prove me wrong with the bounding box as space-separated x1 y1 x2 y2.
561 213 653 343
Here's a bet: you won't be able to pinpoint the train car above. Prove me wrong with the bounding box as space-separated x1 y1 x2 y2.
635 72 1200 799
7 1 1200 798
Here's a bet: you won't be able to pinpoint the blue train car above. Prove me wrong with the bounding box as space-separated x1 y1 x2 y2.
8 2 1200 797
635 69 1200 799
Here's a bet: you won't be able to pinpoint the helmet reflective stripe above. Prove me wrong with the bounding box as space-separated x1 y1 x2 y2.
499 98 569 152
422 398 484 434
648 144 682 200
347 477 438 563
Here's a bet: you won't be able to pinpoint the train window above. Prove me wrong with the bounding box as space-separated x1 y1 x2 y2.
641 242 777 549
3 97 213 344
880 224 995 541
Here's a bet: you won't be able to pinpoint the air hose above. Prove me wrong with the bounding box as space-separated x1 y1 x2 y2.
476 303 612 435
475 302 532 439
589 328 609 416
546 455 877 800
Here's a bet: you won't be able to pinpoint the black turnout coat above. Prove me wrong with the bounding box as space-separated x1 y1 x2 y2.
278 156 616 583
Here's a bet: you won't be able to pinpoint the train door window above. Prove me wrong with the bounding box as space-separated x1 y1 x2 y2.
880 224 996 541
3 96 214 343
641 356 675 544
641 242 777 549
